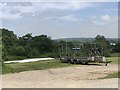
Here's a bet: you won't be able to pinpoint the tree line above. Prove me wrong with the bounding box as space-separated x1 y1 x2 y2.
1 28 120 63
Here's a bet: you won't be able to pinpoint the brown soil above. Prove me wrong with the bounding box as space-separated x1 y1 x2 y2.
2 64 118 88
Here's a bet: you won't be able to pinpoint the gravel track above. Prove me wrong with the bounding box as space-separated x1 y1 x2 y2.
2 64 118 88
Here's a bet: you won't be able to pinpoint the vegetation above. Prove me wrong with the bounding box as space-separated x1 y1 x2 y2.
102 72 120 79
112 43 120 53
2 57 118 74
106 57 118 64
2 59 73 74
1 28 57 61
94 35 111 56
99 57 119 79
1 28 120 67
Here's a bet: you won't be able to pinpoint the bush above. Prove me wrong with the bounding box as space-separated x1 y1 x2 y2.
48 52 60 58
5 55 27 61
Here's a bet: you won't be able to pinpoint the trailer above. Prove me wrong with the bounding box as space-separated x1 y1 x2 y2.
60 56 111 66
59 43 111 66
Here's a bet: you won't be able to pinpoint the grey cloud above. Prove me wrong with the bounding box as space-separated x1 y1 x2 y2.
9 10 21 14
2 2 92 20
7 14 117 39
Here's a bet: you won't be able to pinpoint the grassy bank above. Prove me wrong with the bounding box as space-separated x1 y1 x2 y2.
106 57 118 64
2 59 73 74
2 57 118 74
102 72 120 79
101 57 119 79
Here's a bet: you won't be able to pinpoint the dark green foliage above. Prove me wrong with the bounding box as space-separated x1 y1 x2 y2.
31 35 54 53
1 28 55 62
112 43 120 53
94 35 111 56
5 56 27 61
1 28 115 63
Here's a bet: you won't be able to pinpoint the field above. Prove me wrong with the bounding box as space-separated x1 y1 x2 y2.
2 57 119 74
1 57 119 88
104 57 119 79
103 72 120 79
107 57 118 64
2 60 73 74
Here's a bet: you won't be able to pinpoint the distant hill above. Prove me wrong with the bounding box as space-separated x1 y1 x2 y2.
54 38 94 43
106 38 118 43
54 38 118 43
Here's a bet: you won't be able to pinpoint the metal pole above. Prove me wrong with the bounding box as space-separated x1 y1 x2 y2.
79 44 80 56
62 45 63 54
95 43 97 56
101 44 104 56
59 44 61 58
66 41 67 56
91 43 92 56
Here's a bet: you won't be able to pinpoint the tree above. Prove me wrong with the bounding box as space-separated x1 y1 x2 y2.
94 35 110 56
31 35 54 53
112 42 120 53
2 45 7 66
1 28 54 61
18 33 32 46
16 46 26 56
2 28 18 56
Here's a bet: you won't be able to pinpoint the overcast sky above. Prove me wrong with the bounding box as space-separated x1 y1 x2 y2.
0 0 118 39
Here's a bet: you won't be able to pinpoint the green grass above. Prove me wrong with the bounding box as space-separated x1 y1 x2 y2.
106 57 118 64
2 57 119 74
100 57 119 79
2 59 73 74
102 72 120 79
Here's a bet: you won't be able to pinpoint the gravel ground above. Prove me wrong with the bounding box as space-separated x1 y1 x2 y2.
2 64 118 88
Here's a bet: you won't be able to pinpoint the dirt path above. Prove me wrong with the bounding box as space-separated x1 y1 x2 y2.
2 64 118 88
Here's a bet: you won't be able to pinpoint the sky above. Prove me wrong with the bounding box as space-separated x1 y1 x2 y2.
0 0 119 39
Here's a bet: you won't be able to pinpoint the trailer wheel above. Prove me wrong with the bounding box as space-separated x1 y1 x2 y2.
82 62 88 65
105 63 108 66
67 59 72 64
85 62 88 65
81 62 85 65
73 60 78 64
79 61 82 64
